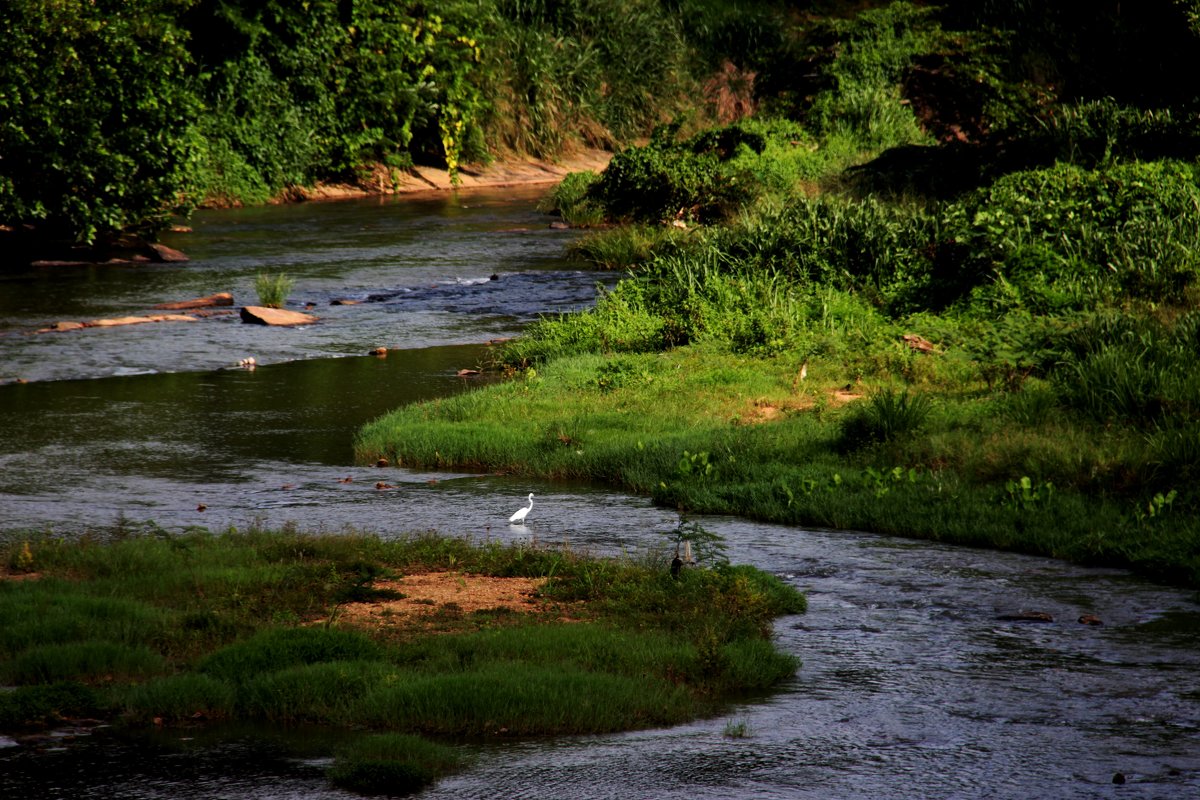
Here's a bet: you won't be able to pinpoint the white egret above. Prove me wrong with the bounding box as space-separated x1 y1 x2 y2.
509 492 534 524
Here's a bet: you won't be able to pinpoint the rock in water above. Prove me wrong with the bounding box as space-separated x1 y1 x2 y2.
239 306 318 326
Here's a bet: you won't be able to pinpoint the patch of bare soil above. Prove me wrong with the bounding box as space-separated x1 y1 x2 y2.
334 571 555 630
741 387 864 424
0 569 42 582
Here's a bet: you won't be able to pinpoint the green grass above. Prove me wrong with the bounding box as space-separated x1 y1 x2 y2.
0 528 804 794
356 343 1200 587
328 733 463 796
254 272 294 308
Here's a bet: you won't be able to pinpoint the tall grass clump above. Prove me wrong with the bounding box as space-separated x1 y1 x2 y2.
537 170 605 226
357 662 694 735
118 674 235 724
254 272 295 308
0 682 103 729
2 641 165 685
328 733 463 796
567 224 686 269
479 0 693 156
836 388 934 452
1054 312 1200 427
801 2 942 150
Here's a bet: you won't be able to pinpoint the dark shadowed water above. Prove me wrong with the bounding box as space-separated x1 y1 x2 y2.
1 188 1197 799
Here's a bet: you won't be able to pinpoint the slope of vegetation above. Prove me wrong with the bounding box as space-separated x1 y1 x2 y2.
359 1 1200 588
0 0 787 247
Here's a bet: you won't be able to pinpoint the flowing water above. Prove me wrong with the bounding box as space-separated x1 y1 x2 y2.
1 188 1197 799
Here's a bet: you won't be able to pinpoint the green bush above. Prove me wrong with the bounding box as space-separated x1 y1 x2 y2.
590 121 742 223
537 170 605 225
945 160 1200 310
0 0 201 242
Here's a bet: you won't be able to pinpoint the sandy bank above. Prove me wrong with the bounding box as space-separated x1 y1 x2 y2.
272 149 613 203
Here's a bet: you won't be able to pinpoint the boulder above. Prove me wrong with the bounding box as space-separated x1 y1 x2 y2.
148 243 189 262
154 292 233 310
239 306 318 326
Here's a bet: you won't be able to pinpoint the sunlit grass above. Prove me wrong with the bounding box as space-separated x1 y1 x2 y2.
0 528 804 747
356 342 1200 586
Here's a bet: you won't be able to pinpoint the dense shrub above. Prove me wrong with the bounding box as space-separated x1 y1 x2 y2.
943 160 1200 311
0 0 201 243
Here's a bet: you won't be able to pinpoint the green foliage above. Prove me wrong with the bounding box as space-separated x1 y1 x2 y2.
590 120 748 223
328 733 463 796
1003 475 1055 512
538 170 605 225
940 0 1200 107
801 2 941 149
199 628 384 684
481 0 692 155
944 160 1200 311
665 519 728 568
0 0 201 242
254 272 295 309
1021 101 1200 167
837 389 933 452
0 682 102 729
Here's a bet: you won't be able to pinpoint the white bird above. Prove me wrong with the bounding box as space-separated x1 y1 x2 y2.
509 492 534 524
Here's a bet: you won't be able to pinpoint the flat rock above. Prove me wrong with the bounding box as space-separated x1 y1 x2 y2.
88 314 198 327
38 321 87 333
239 306 318 326
154 292 233 310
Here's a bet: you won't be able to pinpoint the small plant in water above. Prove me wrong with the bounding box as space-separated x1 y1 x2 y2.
255 272 294 308
723 718 751 738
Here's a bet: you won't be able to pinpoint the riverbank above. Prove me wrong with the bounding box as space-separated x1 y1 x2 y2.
2 150 614 270
272 149 614 204
0 528 803 793
356 344 1200 589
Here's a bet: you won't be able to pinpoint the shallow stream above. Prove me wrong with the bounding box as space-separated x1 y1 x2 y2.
1 188 1197 799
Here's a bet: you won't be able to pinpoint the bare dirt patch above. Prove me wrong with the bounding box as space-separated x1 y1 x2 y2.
334 571 553 630
0 569 42 582
740 387 863 424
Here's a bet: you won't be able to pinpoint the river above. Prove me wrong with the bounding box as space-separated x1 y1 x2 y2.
1 188 1197 799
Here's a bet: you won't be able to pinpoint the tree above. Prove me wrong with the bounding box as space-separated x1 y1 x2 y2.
0 0 201 244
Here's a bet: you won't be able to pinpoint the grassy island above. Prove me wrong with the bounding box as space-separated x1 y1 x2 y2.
0 528 803 794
